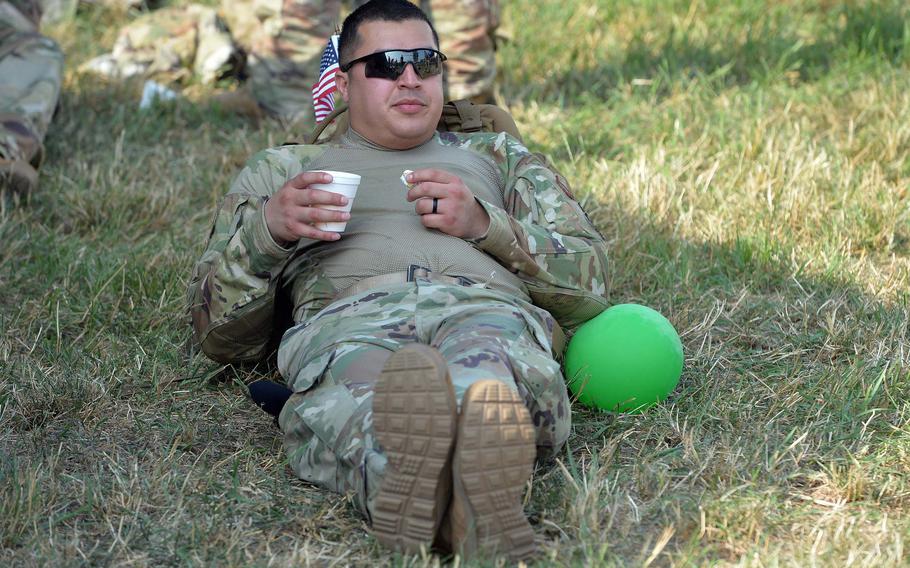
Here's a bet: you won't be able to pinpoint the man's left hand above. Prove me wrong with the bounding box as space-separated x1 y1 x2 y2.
405 169 490 239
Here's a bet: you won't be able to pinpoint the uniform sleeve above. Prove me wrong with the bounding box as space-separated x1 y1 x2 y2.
186 147 320 363
469 134 609 330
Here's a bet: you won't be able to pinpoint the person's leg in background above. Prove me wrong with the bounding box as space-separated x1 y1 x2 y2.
223 0 343 128
0 0 64 195
424 0 499 102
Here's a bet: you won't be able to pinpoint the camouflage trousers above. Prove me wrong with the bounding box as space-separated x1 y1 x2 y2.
277 277 569 519
0 1 64 164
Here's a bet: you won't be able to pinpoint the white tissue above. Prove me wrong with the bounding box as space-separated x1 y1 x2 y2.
400 169 414 189
139 80 179 110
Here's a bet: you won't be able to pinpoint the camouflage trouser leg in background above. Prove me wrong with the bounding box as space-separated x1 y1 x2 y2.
0 1 63 165
277 279 570 520
359 0 499 102
424 0 499 102
224 0 342 128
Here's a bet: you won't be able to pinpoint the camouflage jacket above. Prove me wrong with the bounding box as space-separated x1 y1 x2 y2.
187 131 609 364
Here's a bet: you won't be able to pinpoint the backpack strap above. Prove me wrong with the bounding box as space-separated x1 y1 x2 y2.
439 99 523 142
306 103 349 144
444 99 483 132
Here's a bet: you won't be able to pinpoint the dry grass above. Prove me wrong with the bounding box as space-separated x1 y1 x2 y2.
2 0 909 566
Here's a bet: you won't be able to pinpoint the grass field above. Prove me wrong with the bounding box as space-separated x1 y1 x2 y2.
2 0 909 565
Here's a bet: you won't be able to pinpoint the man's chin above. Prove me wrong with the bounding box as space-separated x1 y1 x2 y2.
379 122 435 149
387 111 437 137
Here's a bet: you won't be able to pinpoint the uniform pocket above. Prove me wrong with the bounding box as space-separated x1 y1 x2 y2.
280 378 363 498
282 344 336 393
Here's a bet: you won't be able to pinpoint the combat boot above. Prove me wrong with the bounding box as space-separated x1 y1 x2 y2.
0 113 44 195
0 157 38 195
371 344 457 554
446 379 538 561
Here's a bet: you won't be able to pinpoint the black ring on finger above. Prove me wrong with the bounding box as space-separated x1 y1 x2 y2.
431 197 439 214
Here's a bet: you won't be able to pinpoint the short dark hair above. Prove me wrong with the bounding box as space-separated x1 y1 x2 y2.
338 0 440 66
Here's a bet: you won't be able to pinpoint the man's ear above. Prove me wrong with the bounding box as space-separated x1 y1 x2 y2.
336 70 350 102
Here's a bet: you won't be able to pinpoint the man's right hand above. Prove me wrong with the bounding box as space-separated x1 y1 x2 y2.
264 171 350 244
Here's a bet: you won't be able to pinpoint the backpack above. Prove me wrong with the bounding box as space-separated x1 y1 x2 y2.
304 99 524 144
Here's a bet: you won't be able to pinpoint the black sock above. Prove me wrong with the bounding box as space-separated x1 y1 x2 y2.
248 380 293 417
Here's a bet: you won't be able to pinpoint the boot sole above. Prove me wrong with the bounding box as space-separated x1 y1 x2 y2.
371 345 457 553
453 380 537 560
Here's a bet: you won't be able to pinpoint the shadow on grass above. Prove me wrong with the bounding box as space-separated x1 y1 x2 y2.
537 200 909 561
505 2 908 105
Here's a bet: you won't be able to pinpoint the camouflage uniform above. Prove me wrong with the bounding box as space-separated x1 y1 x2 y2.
80 5 242 87
84 0 498 125
0 0 63 174
187 131 609 518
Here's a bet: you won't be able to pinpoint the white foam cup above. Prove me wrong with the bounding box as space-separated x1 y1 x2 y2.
309 170 361 232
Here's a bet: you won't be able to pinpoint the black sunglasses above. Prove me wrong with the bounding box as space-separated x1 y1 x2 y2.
339 48 447 80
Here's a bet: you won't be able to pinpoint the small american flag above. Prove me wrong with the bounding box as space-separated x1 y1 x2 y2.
312 34 340 123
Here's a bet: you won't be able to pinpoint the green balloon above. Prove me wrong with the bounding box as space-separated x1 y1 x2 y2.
564 304 683 413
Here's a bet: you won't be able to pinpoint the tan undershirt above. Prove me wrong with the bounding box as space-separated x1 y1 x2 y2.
288 129 529 302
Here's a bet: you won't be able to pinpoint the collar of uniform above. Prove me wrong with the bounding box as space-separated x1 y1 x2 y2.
340 127 439 152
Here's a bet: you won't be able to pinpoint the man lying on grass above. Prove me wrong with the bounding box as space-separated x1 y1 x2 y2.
187 0 608 560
